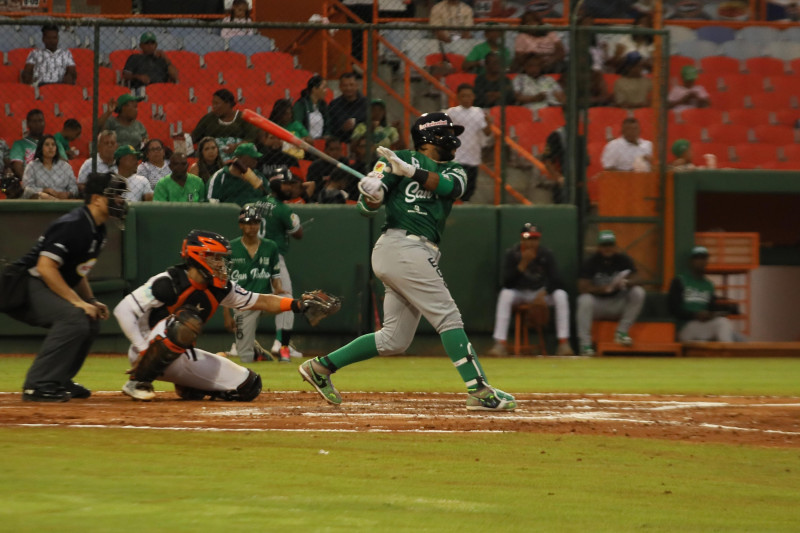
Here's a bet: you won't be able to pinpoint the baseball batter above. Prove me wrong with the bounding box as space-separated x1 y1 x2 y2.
114 229 334 401
299 112 517 411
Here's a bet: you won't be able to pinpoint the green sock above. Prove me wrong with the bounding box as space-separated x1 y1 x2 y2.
275 329 283 344
440 328 487 390
318 333 378 372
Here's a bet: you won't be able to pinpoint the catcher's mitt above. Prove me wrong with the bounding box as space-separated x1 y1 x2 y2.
525 301 551 328
302 290 342 326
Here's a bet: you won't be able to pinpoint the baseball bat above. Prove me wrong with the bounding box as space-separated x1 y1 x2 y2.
241 108 366 181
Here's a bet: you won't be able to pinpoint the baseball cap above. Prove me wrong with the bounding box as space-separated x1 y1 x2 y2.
115 93 145 112
233 143 263 159
598 230 616 245
371 98 386 107
114 144 141 161
691 246 710 257
520 222 541 239
140 31 157 44
681 65 698 81
672 138 690 158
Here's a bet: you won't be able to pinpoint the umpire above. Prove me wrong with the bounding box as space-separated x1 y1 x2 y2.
8 172 127 402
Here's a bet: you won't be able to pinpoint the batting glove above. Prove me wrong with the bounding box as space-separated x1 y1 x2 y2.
358 175 385 203
376 146 416 178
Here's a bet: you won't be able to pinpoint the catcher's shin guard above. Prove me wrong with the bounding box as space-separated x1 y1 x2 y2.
208 369 262 402
130 307 203 383
452 342 488 390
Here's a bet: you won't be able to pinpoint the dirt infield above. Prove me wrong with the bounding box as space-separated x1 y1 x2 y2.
1 391 798 447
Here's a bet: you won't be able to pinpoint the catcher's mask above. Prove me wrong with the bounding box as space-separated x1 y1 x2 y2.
85 172 128 226
267 165 299 200
411 112 464 161
181 230 232 288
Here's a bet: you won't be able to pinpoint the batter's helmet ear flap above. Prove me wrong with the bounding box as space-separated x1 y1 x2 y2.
410 112 464 161
181 230 232 289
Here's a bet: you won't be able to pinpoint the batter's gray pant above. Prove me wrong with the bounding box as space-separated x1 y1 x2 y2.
274 254 294 332
371 230 464 355
234 308 262 362
20 277 100 390
678 317 736 342
576 286 645 346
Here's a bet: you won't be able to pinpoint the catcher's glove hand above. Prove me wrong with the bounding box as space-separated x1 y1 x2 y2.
301 290 342 327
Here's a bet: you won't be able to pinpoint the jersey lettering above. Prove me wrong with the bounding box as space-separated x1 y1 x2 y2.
404 181 434 203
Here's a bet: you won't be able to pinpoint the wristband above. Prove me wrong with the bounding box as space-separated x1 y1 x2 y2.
279 297 294 312
411 168 428 185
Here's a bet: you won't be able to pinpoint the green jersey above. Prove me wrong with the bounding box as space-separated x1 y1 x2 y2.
229 236 281 293
677 274 715 314
254 195 300 255
367 150 467 244
153 173 206 202
206 166 269 207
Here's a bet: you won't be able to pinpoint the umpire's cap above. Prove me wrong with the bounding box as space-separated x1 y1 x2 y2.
239 204 263 224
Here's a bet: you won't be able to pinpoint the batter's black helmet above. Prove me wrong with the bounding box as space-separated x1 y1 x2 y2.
238 204 263 224
411 112 464 154
267 165 299 195
181 230 231 289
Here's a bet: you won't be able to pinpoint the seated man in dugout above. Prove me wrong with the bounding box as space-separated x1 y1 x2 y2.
668 246 744 342
576 230 645 356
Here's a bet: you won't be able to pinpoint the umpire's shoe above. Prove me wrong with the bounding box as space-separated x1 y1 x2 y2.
23 386 70 402
466 386 517 411
67 381 91 399
122 380 156 401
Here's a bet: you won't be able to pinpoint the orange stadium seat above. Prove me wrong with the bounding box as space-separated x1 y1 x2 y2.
772 109 800 127
6 48 33 69
725 108 771 128
716 74 766 95
588 107 627 138
444 72 476 92
699 55 741 76
98 84 130 108
164 102 208 133
204 51 247 72
704 123 751 144
108 49 136 73
745 57 786 76
779 144 800 162
0 64 19 83
69 48 94 86
695 142 732 165
669 54 695 77
191 83 225 106
668 122 704 144
489 105 533 132
676 108 725 126
163 50 203 86
512 121 550 154
39 83 87 106
749 90 798 111
139 117 171 144
246 85 291 111
710 90 747 110
222 68 267 93
425 53 465 73
731 143 776 167
752 124 797 144
145 83 191 105
536 106 565 130
55 98 92 123
250 51 295 76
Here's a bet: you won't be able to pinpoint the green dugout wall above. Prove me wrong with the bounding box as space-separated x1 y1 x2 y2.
0 202 578 349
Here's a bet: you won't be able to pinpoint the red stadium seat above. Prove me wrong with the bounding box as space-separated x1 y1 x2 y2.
752 125 797 144
772 109 800 127
97 66 117 86
0 82 35 103
281 69 315 101
69 48 95 87
250 51 295 76
0 64 19 83
222 68 268 94
710 90 747 110
204 51 247 72
765 75 796 95
6 48 33 69
246 85 292 112
668 122 704 144
694 142 732 165
108 49 136 73
726 108 772 128
669 55 695 77
779 144 800 162
699 55 741 76
163 102 208 133
716 74 766 95
98 84 131 109
675 108 725 126
759 161 800 170
749 90 798 111
512 121 551 154
744 57 786 76
444 72 476 92
144 83 191 105
489 105 534 132
191 82 226 106
704 123 751 144
790 58 800 74
55 99 92 123
68 157 83 177
8 96 41 122
587 107 627 141
0 114 22 140
536 106 565 129
731 143 777 167
39 84 87 108
163 50 203 86
425 53 465 73
139 117 172 144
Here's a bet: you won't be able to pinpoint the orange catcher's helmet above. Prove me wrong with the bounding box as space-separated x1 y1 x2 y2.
181 229 232 288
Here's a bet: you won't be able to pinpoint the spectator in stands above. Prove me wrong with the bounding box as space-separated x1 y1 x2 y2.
613 52 652 109
137 139 172 189
489 223 574 356
21 25 76 86
576 230 645 355
191 89 258 156
21 135 77 200
207 143 269 206
269 98 310 160
351 99 401 153
122 32 179 89
188 136 224 185
293 75 330 140
601 117 652 171
221 0 256 39
10 109 47 180
447 84 491 202
462 23 512 74
668 139 695 171
154 152 206 203
114 145 152 202
540 117 569 204
0 139 9 177
474 52 515 108
98 94 148 150
513 54 564 112
77 130 118 194
575 12 608 73
256 132 300 178
668 65 710 114
306 137 345 202
511 10 565 74
429 0 474 43
667 1 711 20
607 13 654 73
317 168 351 204
328 72 368 143
668 246 743 342
560 69 612 108
54 119 82 160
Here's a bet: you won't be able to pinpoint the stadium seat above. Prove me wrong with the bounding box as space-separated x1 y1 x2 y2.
8 95 41 121
0 114 22 140
704 123 751 144
0 64 19 83
779 144 800 162
764 75 795 95
203 50 247 72
695 142 732 165
39 84 87 108
669 55 695 77
512 121 550 154
726 108 772 128
632 107 655 134
759 161 799 170
250 51 295 76
144 83 192 105
139 117 172 144
68 48 94 86
710 90 747 110
696 26 736 44
489 105 533 132
745 57 786 76
588 107 628 131
227 34 275 56
221 68 267 94
165 103 209 135
674 108 725 127
736 26 781 43
5 47 33 69
55 99 92 124
443 72 476 93
668 123 703 144
182 34 227 56
536 106 565 129
191 83 226 106
763 41 800 62
281 69 315 101
98 84 131 110
676 40 720 60
246 85 291 111
68 157 83 177
749 90 798 111
772 109 800 127
731 143 776 167
715 74 766 95
97 66 117 86
163 50 202 70
699 55 741 76
425 53 465 73
752 125 797 145
108 49 136 73
721 40 765 61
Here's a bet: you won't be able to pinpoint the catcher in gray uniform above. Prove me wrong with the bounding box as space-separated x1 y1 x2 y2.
299 112 517 411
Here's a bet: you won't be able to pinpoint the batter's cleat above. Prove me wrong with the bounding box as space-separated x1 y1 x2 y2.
488 341 508 357
580 344 595 356
278 346 291 363
22 386 70 402
556 342 575 356
253 341 274 362
466 386 517 411
122 380 155 401
67 381 91 399
614 331 633 347
299 359 342 405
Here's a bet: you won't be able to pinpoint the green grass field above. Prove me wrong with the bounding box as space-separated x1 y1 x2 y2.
2 355 799 532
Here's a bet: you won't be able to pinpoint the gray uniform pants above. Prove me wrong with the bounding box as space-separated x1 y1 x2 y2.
678 317 736 342
234 308 262 362
20 276 100 390
274 254 294 331
576 286 645 345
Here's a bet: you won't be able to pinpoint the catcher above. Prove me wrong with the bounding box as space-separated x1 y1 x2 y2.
113 229 340 401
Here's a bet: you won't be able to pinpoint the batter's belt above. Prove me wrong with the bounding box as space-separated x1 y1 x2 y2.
384 228 438 250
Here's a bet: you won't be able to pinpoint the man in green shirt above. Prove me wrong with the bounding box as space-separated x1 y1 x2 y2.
153 152 206 202
462 25 512 75
299 112 517 411
54 118 82 160
223 205 282 363
668 246 742 342
206 143 268 206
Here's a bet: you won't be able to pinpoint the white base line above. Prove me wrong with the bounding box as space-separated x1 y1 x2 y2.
5 423 505 434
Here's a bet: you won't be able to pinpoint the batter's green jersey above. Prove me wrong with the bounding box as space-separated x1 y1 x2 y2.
229 236 281 293
368 150 467 244
254 195 300 255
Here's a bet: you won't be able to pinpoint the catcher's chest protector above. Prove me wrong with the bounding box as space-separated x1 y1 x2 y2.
148 267 229 327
